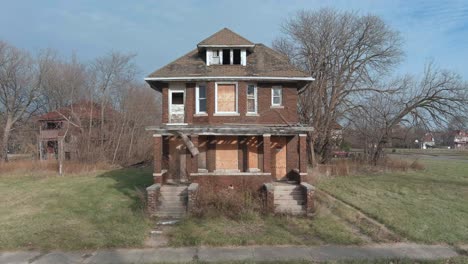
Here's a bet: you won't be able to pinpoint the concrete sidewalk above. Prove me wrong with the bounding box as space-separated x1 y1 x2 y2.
0 243 459 264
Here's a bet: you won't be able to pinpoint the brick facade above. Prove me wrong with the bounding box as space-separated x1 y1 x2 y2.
161 81 299 125
190 174 273 192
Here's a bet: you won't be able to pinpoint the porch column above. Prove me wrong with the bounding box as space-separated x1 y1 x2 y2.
153 134 163 184
207 136 216 172
190 135 199 174
263 134 271 173
299 134 307 174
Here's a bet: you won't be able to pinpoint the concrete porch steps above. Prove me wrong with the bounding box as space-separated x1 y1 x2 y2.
273 183 306 215
156 185 188 219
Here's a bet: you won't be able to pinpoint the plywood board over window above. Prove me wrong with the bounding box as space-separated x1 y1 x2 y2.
216 83 237 113
215 136 239 171
246 136 259 170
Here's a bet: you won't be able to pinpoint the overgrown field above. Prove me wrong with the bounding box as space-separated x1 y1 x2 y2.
0 167 153 250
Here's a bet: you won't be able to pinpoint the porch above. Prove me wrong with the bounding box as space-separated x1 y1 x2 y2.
147 125 313 190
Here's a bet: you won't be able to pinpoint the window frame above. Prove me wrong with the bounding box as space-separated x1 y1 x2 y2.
246 83 258 114
271 86 283 107
215 82 239 115
195 83 207 114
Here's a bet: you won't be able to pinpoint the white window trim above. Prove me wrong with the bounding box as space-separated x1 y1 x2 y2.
195 82 207 114
271 86 283 107
168 84 186 125
246 83 258 114
215 82 238 114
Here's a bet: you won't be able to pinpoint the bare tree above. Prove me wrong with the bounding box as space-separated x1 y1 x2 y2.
349 63 467 164
273 8 404 163
41 52 88 111
0 41 51 162
89 52 137 152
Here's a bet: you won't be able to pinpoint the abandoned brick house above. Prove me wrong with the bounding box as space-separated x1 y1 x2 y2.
145 28 315 217
37 101 114 161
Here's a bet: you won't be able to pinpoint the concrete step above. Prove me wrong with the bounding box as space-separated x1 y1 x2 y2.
273 193 304 199
275 205 306 214
159 207 187 213
274 185 301 189
274 201 305 206
274 192 303 197
160 187 188 191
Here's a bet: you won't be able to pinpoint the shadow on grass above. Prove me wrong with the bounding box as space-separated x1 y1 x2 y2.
97 166 153 212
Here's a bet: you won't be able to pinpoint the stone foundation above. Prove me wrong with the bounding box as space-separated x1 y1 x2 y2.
187 183 199 215
146 184 161 216
263 183 275 213
300 182 316 215
189 172 273 191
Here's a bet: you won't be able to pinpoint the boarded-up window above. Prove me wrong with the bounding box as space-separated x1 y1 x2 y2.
216 83 237 113
215 136 238 170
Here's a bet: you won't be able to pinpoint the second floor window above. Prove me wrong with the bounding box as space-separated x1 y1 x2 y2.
271 86 282 106
196 84 207 113
247 84 257 113
216 82 238 114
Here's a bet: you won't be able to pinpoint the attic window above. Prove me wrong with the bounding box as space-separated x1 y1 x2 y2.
233 49 241 65
209 49 246 66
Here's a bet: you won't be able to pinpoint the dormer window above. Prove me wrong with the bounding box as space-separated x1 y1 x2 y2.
207 48 247 66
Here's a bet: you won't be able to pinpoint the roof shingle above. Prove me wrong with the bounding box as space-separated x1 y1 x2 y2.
198 28 254 46
147 44 310 79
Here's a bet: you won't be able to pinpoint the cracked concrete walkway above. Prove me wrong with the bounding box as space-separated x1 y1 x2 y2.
0 243 459 263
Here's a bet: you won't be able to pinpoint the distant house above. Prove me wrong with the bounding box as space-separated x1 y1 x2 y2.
451 130 468 149
421 133 435 149
37 101 115 160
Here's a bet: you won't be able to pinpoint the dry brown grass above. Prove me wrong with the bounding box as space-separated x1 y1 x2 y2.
0 160 116 176
305 157 425 184
191 188 264 219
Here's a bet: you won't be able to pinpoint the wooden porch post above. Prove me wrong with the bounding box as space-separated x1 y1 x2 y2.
263 134 271 173
190 135 199 174
153 134 163 184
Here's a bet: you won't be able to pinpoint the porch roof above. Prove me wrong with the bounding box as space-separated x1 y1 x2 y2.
146 124 314 136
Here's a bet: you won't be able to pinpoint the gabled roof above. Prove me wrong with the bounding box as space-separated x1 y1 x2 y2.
197 28 254 47
147 44 311 80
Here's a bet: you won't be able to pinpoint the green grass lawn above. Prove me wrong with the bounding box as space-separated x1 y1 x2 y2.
168 212 364 247
0 167 153 250
317 159 468 244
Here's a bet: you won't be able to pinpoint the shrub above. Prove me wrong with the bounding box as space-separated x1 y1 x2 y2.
410 159 425 170
191 187 264 220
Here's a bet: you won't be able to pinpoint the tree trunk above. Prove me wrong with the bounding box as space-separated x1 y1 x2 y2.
372 140 386 166
307 132 316 167
1 116 13 162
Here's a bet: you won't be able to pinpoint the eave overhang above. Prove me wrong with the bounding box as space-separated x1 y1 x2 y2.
144 76 315 82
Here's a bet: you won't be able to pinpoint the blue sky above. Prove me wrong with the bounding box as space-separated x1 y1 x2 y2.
1 0 467 79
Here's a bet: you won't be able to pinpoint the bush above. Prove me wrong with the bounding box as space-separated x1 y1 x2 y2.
191 187 264 220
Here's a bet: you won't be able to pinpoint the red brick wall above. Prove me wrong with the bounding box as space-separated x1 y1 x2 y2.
161 81 299 125
190 174 274 192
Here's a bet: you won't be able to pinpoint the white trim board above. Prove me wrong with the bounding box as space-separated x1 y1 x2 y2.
145 76 314 81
